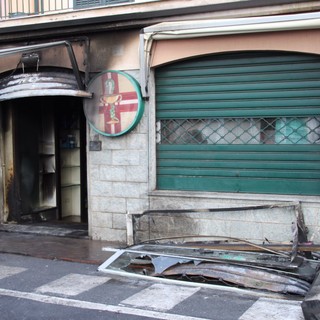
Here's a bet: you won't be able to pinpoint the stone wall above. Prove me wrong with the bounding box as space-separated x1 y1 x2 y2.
133 205 298 244
138 194 320 246
87 70 149 242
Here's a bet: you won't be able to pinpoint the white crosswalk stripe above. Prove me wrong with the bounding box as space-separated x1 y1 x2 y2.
0 288 211 320
120 283 200 312
0 263 307 320
239 298 304 320
0 265 27 280
35 273 110 296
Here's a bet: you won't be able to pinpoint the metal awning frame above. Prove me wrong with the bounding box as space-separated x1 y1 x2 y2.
99 245 315 299
0 40 85 91
139 11 320 97
98 248 284 299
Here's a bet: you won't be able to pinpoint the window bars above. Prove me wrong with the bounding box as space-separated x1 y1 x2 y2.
156 117 320 145
0 0 133 19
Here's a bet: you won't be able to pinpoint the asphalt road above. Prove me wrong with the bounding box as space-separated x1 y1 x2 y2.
0 253 305 320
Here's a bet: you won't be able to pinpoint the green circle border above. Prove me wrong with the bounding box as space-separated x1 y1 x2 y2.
84 70 144 137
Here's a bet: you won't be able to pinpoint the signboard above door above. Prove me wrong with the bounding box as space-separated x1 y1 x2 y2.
84 70 144 137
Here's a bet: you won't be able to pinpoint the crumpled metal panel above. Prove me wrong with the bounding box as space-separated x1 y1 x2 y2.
151 256 192 274
101 203 319 298
99 246 319 297
161 262 311 296
131 244 317 281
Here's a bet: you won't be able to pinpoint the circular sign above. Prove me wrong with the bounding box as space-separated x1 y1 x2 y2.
84 70 144 137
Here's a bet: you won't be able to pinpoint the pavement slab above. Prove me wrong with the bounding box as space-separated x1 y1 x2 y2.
0 230 116 264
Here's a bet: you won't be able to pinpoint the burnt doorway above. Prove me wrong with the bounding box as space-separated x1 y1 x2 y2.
11 96 88 227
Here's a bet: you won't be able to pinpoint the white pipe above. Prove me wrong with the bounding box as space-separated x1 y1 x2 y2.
126 212 134 246
143 11 320 38
140 11 320 98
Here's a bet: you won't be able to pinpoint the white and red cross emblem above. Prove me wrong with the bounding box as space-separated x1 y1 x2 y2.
98 72 139 135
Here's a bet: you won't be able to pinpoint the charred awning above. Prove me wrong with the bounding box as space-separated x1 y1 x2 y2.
0 71 92 101
99 243 320 297
0 40 91 100
101 203 320 298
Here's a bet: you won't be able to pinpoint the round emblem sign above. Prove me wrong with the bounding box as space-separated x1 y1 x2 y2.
84 70 144 137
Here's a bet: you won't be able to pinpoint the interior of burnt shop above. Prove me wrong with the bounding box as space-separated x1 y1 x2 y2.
7 95 88 231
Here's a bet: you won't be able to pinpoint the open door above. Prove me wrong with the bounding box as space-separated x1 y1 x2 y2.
10 96 87 224
14 98 57 219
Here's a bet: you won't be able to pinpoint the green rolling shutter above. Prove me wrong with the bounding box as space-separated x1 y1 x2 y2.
155 51 320 195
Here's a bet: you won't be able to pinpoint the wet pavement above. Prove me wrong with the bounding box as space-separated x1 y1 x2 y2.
0 223 120 265
0 223 315 319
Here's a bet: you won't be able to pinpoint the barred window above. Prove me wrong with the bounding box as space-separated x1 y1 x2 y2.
156 117 320 145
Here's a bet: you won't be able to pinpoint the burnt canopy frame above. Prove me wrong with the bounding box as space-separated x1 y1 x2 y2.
0 40 87 92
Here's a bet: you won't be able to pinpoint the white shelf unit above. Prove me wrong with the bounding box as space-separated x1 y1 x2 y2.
59 122 81 220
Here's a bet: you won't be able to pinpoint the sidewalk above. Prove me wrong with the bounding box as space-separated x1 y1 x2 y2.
1 224 319 319
0 224 119 265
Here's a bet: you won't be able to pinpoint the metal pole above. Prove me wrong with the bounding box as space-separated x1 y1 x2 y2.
4 0 7 18
34 0 39 13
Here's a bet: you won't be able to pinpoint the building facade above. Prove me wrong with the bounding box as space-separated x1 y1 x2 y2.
0 0 319 245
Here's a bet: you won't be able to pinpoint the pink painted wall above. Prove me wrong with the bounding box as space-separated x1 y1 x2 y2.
150 30 320 67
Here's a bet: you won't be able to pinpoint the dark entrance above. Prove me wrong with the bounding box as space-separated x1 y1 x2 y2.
10 96 88 227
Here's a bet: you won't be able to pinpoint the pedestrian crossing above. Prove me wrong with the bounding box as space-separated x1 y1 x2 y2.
36 273 111 296
0 266 27 280
120 283 200 312
239 298 304 320
0 262 304 320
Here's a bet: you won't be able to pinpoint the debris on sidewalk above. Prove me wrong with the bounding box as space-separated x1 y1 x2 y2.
100 203 320 300
99 241 319 297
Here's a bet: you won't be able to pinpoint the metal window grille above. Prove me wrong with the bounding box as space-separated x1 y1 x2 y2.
74 0 102 9
0 0 134 19
74 0 133 9
156 117 320 145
